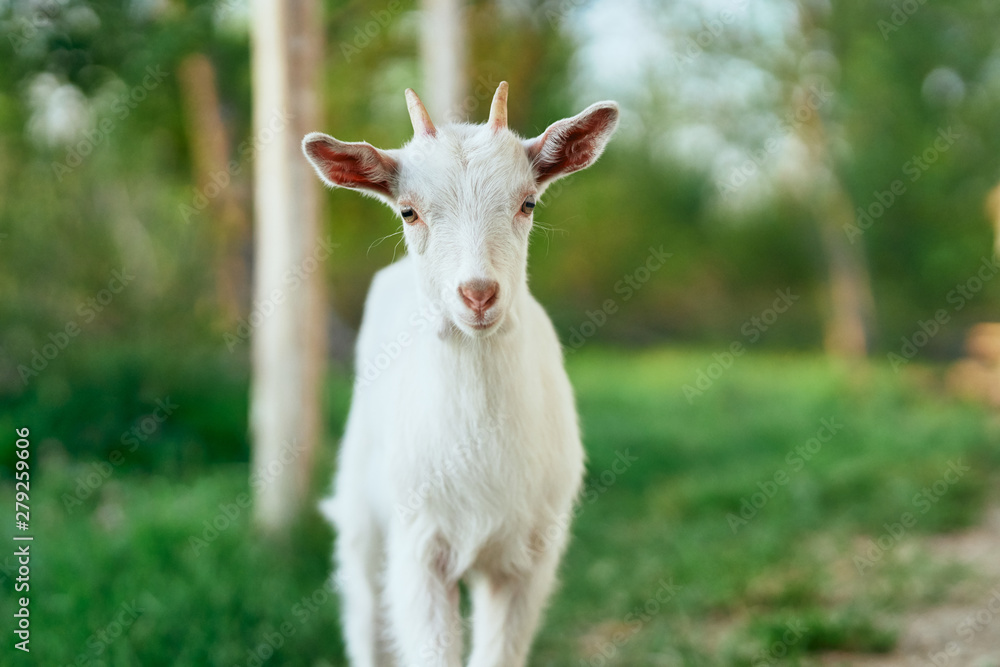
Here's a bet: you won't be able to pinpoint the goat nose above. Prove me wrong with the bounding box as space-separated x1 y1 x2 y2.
459 280 499 313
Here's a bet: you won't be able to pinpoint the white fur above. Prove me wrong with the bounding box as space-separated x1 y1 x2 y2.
304 95 618 667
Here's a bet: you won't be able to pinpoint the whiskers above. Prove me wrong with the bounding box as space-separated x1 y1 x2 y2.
529 217 568 256
368 229 405 261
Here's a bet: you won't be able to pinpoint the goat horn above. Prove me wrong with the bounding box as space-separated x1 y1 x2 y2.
404 88 436 137
488 81 509 131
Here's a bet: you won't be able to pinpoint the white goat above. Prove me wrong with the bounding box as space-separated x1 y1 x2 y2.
302 82 619 667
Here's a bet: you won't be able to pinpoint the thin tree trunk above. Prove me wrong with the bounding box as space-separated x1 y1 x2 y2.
793 6 876 360
250 0 324 532
177 53 250 324
796 90 876 359
420 0 466 121
989 184 1000 257
817 182 876 357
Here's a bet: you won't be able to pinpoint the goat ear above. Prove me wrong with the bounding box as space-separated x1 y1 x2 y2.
524 102 619 187
302 132 399 201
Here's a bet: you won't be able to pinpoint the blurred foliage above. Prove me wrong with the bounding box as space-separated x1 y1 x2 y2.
1 2 999 661
0 342 249 472
2 350 997 664
0 0 999 458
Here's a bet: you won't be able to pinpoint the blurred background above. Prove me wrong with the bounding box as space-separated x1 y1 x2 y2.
2 0 1000 664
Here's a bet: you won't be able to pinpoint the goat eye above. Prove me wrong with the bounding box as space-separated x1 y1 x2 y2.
401 207 417 223
520 196 536 215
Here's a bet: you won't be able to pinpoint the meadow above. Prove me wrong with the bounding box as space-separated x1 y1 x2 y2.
2 348 997 666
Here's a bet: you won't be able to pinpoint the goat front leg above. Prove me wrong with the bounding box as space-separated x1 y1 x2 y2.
466 538 564 667
385 530 463 667
324 494 391 667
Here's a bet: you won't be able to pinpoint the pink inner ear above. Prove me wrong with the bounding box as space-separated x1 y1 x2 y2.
531 106 617 183
309 141 397 197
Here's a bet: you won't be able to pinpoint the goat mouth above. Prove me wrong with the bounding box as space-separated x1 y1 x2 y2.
469 321 496 330
461 312 502 332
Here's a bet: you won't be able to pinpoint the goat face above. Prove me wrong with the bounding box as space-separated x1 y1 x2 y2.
302 82 619 339
394 126 536 337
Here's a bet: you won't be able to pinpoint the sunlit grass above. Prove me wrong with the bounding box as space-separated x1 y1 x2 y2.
1 348 997 665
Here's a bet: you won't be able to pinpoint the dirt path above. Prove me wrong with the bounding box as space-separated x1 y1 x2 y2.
821 507 1000 667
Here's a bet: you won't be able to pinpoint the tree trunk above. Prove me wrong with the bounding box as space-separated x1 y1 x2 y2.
177 53 250 324
792 6 876 360
989 184 1000 257
795 88 876 359
816 182 876 358
249 0 325 533
420 0 466 122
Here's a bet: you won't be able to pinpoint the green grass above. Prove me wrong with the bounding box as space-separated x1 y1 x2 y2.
2 348 998 665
